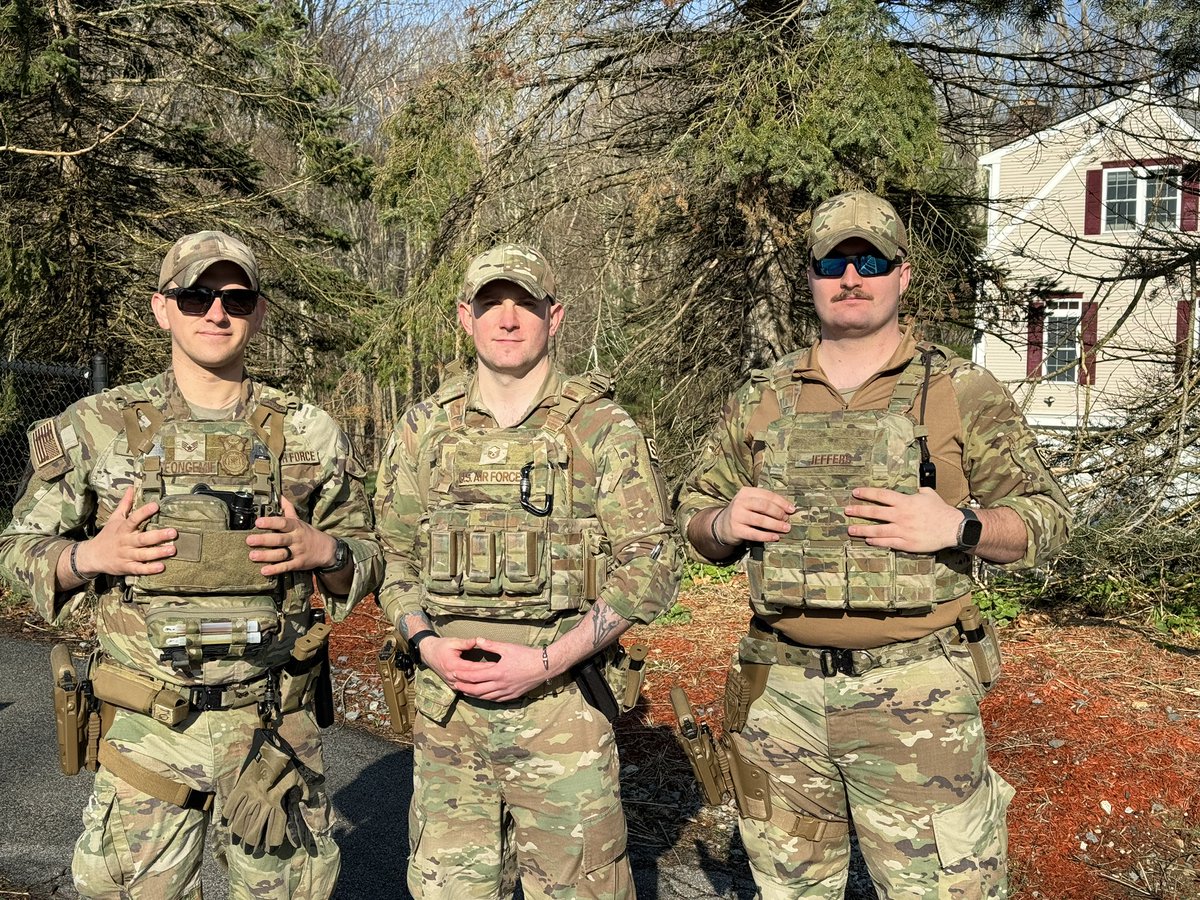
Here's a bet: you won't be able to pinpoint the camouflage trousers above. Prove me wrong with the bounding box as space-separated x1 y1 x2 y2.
72 704 338 900
408 670 633 900
729 637 1015 899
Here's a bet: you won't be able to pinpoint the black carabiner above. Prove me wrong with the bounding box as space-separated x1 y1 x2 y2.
519 461 554 517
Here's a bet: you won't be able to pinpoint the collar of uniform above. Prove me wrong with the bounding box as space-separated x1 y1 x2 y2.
792 325 919 383
463 367 562 425
159 369 256 421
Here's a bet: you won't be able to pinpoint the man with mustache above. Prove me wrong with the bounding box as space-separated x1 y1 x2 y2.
677 191 1071 898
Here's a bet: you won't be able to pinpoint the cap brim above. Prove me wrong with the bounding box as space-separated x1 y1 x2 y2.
464 274 554 303
811 227 900 262
171 259 257 291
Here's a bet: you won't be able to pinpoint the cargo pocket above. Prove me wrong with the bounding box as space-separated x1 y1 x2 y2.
581 802 628 876
408 797 427 857
931 768 1016 869
413 666 457 725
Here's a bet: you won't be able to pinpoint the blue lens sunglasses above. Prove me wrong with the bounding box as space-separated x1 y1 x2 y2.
811 252 898 278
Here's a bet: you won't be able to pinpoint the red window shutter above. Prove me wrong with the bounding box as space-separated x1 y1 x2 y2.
1080 301 1099 385
1178 299 1193 345
1027 303 1045 378
1085 169 1103 234
1182 174 1198 231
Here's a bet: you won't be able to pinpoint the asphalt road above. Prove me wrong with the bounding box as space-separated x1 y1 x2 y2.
0 635 763 899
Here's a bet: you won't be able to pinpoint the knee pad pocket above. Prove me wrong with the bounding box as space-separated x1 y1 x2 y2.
581 802 628 875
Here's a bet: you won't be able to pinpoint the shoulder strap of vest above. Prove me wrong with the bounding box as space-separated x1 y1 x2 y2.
888 343 947 415
433 375 470 427
248 396 289 459
543 373 613 438
766 366 802 417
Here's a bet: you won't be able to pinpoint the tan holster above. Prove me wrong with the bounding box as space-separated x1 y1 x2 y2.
377 633 414 734
957 603 1002 690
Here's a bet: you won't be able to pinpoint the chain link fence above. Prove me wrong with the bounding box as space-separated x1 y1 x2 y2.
0 356 108 527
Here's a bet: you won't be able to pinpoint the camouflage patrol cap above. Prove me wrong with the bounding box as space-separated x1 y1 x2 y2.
809 191 909 261
461 244 556 304
157 231 260 292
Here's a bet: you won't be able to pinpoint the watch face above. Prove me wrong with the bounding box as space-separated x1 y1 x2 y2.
961 517 983 547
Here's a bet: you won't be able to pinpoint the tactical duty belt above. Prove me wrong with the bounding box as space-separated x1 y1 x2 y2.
746 617 958 677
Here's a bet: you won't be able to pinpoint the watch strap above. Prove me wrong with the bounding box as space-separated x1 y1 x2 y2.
408 629 437 665
317 538 350 574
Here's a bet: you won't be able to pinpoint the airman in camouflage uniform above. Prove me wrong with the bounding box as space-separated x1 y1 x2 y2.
677 192 1071 899
375 244 682 899
0 231 381 899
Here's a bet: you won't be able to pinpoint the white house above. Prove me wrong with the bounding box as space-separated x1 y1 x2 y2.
975 85 1200 429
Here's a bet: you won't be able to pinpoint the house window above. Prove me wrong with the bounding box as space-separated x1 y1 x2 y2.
1103 166 1180 232
1045 300 1080 382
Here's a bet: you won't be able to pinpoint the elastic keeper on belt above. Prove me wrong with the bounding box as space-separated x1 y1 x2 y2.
97 740 214 812
771 808 851 842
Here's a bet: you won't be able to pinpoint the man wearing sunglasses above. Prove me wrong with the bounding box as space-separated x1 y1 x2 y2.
677 191 1070 898
0 231 381 899
374 243 682 899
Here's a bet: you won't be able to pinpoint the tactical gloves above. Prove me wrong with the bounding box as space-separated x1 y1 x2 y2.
223 728 319 855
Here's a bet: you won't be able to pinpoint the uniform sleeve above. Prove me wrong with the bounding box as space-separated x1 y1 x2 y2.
0 410 97 624
591 409 682 624
372 407 429 629
307 423 383 621
953 365 1072 569
675 377 762 562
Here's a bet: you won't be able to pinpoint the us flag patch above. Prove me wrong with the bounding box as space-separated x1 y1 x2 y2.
30 419 66 471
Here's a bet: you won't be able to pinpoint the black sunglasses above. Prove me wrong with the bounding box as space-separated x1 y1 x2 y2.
812 252 898 278
164 286 261 317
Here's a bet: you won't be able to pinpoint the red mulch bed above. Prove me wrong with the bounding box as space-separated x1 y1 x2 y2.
330 574 1200 899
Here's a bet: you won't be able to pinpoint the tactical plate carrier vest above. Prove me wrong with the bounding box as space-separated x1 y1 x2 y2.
120 395 302 674
746 347 974 616
418 374 613 622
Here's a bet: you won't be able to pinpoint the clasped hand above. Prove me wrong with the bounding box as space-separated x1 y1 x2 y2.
421 636 551 703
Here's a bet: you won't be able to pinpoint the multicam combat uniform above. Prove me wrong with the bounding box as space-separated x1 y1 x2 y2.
375 367 681 900
0 371 381 900
677 331 1071 899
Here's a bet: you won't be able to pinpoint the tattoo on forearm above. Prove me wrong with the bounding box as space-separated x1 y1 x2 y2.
591 602 621 649
399 611 433 640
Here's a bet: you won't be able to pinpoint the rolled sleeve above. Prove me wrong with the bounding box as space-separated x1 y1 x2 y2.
955 366 1072 569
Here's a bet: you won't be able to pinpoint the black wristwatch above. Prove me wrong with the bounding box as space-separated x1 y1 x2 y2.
956 509 983 552
317 538 350 575
408 629 437 665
